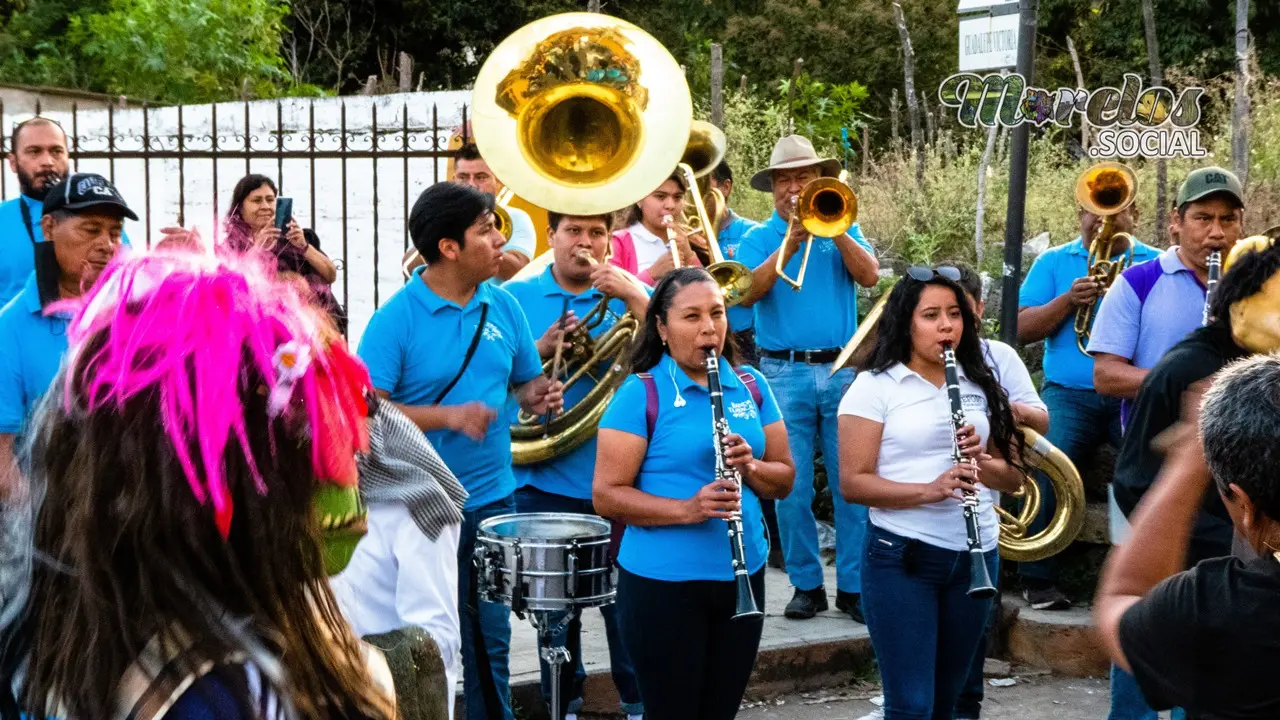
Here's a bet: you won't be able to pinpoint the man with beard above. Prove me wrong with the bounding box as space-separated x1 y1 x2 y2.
0 173 134 495
0 118 68 306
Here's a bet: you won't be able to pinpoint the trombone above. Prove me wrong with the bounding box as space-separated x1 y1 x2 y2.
1072 162 1137 353
776 171 858 291
662 121 754 306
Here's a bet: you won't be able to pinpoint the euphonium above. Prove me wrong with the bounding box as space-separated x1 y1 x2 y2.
777 171 857 291
831 275 1085 563
1073 162 1138 354
508 248 643 464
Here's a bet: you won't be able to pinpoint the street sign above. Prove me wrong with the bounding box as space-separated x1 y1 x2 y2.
958 8 1020 72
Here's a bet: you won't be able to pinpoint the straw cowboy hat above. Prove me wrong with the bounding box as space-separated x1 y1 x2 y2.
749 135 842 192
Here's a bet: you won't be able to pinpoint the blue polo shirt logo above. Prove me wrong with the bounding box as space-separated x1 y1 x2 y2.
728 398 757 420
482 322 503 342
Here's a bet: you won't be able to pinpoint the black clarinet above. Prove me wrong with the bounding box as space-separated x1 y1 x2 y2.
941 343 997 599
1204 250 1221 326
705 348 764 620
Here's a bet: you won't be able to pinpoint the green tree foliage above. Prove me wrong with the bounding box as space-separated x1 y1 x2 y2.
0 0 292 102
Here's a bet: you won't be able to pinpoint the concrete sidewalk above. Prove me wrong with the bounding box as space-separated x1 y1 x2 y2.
505 565 873 717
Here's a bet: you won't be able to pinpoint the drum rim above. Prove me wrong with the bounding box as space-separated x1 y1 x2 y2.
477 511 612 541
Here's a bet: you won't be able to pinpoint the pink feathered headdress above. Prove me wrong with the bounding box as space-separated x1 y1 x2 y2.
56 244 370 539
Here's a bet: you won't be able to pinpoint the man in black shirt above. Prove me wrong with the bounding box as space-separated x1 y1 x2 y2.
1095 246 1280 719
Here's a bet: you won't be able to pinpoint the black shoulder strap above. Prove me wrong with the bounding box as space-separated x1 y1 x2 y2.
18 198 37 246
433 302 489 405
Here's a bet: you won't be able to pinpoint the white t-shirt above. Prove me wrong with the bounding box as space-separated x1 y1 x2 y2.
331 503 461 717
839 362 999 552
503 206 537 262
982 339 1045 411
627 221 669 274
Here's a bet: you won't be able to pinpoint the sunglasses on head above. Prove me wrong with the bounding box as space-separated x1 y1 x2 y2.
905 265 961 282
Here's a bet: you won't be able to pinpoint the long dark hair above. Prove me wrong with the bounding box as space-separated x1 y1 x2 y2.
867 275 1022 471
12 336 394 720
623 171 689 229
224 174 278 249
631 267 739 372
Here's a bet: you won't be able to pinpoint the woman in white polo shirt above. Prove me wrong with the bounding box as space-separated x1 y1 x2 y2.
837 265 1026 720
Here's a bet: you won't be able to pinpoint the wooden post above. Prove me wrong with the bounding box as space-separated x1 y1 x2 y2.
975 122 999 266
1233 0 1250 188
922 91 936 147
890 88 900 148
861 126 870 182
893 0 924 188
739 74 748 95
398 52 413 93
363 75 378 96
786 58 804 136
587 0 602 12
710 43 724 128
1066 36 1088 155
1141 0 1168 244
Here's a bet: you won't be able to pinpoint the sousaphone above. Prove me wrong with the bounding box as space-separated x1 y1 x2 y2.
472 13 689 463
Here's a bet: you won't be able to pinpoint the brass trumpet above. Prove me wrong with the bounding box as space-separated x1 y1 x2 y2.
1073 162 1138 354
777 171 858 291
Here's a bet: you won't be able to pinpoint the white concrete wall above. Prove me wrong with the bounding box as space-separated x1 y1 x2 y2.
0 91 471 343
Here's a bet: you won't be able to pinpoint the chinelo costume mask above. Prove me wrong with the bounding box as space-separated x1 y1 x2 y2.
1226 230 1280 355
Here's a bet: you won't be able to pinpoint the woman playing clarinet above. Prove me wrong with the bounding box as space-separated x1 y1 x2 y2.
594 267 795 720
837 265 1025 720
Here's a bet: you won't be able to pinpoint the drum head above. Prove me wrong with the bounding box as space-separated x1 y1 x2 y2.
478 512 610 541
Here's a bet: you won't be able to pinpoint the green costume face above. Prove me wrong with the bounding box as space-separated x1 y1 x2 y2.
313 484 368 576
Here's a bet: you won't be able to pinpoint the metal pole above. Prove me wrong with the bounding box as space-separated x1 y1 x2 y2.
999 0 1038 345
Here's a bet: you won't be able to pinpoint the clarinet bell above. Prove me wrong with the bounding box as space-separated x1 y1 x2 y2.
733 573 764 620
966 548 997 599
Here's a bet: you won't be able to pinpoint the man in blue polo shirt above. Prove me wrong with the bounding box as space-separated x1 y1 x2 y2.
737 135 879 622
1089 167 1244 413
1016 201 1158 611
357 181 563 720
0 173 134 495
1086 166 1243 720
708 160 760 364
0 117 69 307
505 210 648 720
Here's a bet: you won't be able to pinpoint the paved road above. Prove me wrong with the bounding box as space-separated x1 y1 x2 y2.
737 675 1118 719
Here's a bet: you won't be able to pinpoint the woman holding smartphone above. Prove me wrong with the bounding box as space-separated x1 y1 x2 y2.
224 173 344 331
837 265 1025 720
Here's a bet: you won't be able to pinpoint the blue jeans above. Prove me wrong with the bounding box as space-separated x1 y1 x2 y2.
513 486 643 716
757 357 868 593
862 524 998 720
954 555 1000 718
1019 383 1122 584
459 494 516 720
1110 664 1185 720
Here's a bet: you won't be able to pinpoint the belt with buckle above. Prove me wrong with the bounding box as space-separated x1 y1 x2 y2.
759 348 842 364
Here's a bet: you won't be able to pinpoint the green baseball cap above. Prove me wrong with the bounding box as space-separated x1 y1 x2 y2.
1176 166 1244 208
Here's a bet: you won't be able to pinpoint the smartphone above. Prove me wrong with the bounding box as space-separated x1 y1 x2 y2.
274 197 294 233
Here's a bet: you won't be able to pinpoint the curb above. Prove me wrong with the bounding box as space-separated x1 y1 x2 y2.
1001 596 1108 678
509 632 876 718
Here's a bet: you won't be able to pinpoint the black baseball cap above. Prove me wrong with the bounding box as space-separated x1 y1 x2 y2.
42 172 138 220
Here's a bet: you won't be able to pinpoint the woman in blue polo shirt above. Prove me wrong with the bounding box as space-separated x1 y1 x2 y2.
594 267 795 720
837 266 1026 720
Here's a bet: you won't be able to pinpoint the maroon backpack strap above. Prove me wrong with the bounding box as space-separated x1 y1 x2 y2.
638 372 658 438
736 367 763 410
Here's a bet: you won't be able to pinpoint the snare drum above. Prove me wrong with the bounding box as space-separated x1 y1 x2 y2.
474 512 615 614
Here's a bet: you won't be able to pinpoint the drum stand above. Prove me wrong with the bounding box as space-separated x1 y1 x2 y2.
528 608 580 720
